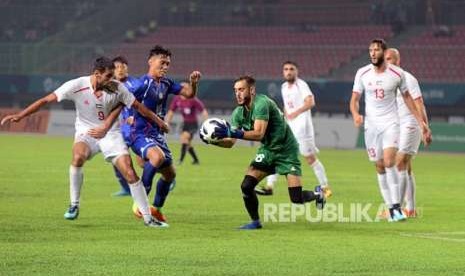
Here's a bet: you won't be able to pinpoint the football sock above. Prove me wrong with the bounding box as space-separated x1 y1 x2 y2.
188 147 199 162
405 173 416 211
180 143 188 162
311 159 328 186
154 178 172 208
69 165 83 207
288 186 318 203
386 167 400 205
377 173 392 208
129 180 152 222
398 169 408 205
241 175 260 221
142 162 157 195
266 174 278 189
112 165 130 193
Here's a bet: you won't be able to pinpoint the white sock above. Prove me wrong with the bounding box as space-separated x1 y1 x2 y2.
69 165 83 207
398 169 408 205
129 180 152 222
311 159 328 186
385 167 400 205
405 173 416 211
266 174 278 189
377 173 392 208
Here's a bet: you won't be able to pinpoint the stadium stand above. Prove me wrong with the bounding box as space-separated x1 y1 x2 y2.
0 0 464 117
116 26 393 78
400 26 465 83
0 0 115 42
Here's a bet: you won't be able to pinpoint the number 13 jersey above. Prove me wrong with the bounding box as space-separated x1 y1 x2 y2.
352 63 408 126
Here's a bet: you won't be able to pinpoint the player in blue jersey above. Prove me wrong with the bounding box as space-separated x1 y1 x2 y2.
103 46 201 222
110 56 146 196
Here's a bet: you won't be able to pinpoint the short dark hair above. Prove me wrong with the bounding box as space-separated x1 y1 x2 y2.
92 56 115 72
112 55 129 65
148 45 172 59
370 38 387 50
234 75 256 87
283 60 298 68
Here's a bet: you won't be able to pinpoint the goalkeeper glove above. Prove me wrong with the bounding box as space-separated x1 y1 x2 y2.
214 122 244 139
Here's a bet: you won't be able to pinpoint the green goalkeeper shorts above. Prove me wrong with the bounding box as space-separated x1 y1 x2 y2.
250 145 302 176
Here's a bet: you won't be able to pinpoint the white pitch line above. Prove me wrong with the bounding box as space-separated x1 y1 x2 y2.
400 232 465 243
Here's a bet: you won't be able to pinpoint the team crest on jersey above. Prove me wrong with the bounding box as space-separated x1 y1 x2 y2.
96 104 103 109
376 80 383 85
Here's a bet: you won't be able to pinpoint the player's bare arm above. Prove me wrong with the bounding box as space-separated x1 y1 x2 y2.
88 104 123 139
402 91 431 145
349 92 363 127
165 110 174 125
287 95 314 120
1 93 57 125
243 119 268 141
414 97 429 125
180 71 202 98
215 138 237 148
131 100 170 133
201 109 209 121
413 97 432 144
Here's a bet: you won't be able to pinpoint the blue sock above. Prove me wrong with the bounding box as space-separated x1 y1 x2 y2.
142 162 157 195
112 165 130 193
154 178 172 208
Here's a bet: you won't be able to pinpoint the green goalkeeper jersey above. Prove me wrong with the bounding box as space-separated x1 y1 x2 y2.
230 94 298 152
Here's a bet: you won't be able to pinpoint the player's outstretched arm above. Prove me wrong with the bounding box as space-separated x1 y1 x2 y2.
214 138 236 148
1 93 57 125
88 104 123 139
349 92 363 127
214 119 268 142
131 100 169 133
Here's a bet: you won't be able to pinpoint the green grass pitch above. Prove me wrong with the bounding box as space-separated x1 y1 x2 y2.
1 134 465 275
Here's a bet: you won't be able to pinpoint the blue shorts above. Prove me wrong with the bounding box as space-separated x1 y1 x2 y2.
130 132 172 169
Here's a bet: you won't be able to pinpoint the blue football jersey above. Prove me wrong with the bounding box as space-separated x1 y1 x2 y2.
119 76 140 142
129 74 182 135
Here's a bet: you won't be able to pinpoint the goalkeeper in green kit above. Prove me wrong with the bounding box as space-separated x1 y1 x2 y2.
200 76 326 230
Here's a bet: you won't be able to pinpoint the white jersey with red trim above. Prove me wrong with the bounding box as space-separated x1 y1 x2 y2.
53 76 135 133
281 78 314 139
352 63 408 126
397 70 422 125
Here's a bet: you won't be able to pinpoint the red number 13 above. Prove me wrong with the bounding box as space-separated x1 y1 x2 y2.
375 89 385 99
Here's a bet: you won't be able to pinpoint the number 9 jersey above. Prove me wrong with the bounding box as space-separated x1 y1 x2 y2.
53 76 135 134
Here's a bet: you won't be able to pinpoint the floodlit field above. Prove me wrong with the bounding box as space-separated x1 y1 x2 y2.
1 134 464 275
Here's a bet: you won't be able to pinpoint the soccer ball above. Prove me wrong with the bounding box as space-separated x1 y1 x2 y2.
200 118 227 143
